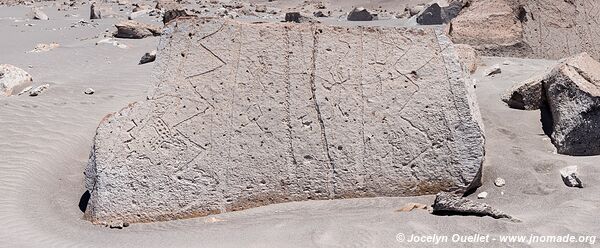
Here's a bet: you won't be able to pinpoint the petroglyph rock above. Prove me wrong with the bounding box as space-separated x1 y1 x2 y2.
84 18 485 224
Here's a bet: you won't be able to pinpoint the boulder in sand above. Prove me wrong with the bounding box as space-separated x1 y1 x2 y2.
417 1 465 25
504 52 600 155
416 3 443 25
432 192 517 221
347 7 373 21
0 64 33 97
502 73 545 110
544 53 600 155
114 20 162 39
84 18 485 225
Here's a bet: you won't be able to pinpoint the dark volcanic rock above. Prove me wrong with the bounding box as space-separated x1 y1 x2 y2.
417 3 443 25
347 7 373 21
432 192 518 221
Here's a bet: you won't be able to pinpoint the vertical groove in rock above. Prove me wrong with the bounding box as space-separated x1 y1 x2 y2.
309 26 337 197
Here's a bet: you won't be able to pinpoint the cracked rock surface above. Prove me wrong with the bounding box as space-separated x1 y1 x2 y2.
84 18 485 224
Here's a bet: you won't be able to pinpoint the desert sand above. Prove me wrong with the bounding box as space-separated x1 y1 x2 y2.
1 0 599 247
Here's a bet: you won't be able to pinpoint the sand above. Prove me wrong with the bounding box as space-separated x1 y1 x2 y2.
1 1 599 247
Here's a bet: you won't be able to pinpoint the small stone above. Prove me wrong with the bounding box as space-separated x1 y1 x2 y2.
409 5 425 16
560 166 583 188
285 12 301 23
494 177 505 187
204 217 225 223
397 202 430 212
313 10 327 17
107 220 126 229
29 84 49 96
32 8 49 20
84 88 95 95
18 86 32 95
162 9 195 24
129 9 152 20
29 43 60 53
502 60 511 65
139 50 157 65
347 7 373 21
255 4 266 12
477 192 488 199
485 64 501 76
90 3 102 19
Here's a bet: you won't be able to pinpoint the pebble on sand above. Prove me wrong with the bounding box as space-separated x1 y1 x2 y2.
494 177 505 187
485 64 501 76
560 166 583 188
477 192 488 199
29 84 49 96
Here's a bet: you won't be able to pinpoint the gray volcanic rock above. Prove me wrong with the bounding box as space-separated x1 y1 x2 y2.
432 192 517 221
162 9 195 24
502 73 545 110
560 166 583 188
0 64 33 97
417 1 464 25
90 3 116 19
114 20 162 39
84 18 485 225
416 3 443 25
29 84 49 96
544 53 600 156
31 8 48 20
90 3 101 19
139 50 157 65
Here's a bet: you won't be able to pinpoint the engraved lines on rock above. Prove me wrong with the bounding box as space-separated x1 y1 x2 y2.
309 26 337 197
366 28 438 173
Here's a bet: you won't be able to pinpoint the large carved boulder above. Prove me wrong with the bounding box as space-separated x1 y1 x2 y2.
84 18 485 224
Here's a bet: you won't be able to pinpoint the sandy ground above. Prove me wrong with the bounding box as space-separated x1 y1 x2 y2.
1 1 599 248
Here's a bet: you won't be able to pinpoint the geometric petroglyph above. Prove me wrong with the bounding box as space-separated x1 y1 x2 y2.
85 18 485 224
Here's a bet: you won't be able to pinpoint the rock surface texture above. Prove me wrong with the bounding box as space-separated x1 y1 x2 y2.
544 53 600 156
450 0 600 60
0 64 33 97
114 20 162 39
503 53 600 155
84 18 485 224
432 192 517 221
502 73 545 110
